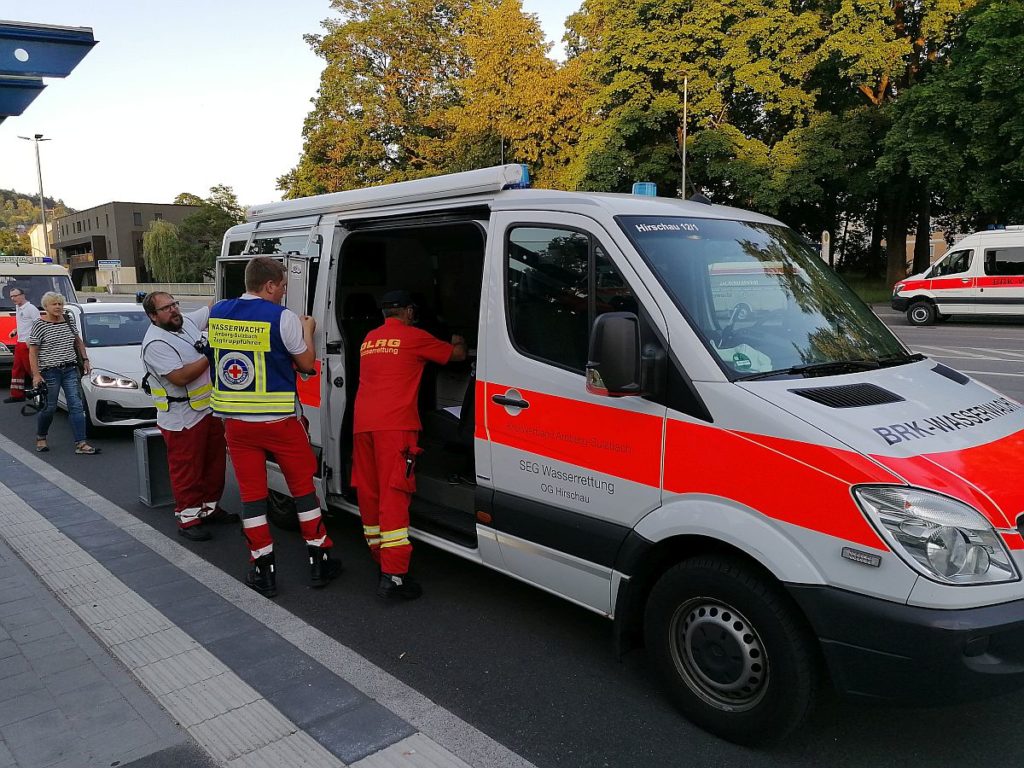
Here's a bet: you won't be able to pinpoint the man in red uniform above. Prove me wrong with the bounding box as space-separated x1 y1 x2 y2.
352 290 467 599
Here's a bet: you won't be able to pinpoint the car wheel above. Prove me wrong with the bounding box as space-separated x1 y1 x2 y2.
267 490 299 531
644 556 819 746
907 301 936 326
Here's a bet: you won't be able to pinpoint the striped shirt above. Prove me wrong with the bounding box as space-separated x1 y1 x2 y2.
28 315 80 371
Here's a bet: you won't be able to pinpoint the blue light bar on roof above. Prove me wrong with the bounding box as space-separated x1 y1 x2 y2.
502 164 531 190
632 182 657 196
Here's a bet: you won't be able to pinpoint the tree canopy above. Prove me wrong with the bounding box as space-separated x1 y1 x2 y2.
144 186 245 281
280 0 1023 284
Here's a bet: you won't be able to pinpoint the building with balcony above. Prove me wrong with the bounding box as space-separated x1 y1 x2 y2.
51 202 198 288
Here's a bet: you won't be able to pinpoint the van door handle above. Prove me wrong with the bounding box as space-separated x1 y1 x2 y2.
961 278 970 284
492 394 530 409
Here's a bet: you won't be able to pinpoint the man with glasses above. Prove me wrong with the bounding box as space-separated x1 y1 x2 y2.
4 287 40 403
142 292 232 541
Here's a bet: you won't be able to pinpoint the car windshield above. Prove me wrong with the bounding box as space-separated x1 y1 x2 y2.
619 216 909 380
0 275 76 311
80 311 150 348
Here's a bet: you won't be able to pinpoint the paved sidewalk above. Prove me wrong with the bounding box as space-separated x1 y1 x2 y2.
0 433 536 768
0 536 216 768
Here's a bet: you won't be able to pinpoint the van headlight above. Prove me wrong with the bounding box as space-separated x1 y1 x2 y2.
854 486 1019 585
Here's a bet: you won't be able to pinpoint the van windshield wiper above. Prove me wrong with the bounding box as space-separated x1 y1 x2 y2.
876 352 925 367
737 359 881 381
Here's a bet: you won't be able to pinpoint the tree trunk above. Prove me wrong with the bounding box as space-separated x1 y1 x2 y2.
913 188 932 275
885 192 910 287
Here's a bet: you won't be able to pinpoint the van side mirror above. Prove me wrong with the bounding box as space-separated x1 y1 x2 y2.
86 297 97 303
586 312 642 397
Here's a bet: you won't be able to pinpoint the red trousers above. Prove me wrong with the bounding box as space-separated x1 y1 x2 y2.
225 416 331 559
160 413 227 528
9 342 29 400
351 430 419 575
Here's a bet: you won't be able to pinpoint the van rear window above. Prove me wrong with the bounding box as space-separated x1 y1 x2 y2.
984 246 1024 276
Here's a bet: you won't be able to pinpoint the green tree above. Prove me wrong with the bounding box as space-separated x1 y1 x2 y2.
442 0 586 189
170 185 246 280
882 1 1024 231
565 0 826 202
821 0 981 284
142 220 181 282
0 229 31 256
279 0 479 197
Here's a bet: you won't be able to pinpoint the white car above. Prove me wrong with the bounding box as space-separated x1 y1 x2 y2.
57 302 156 429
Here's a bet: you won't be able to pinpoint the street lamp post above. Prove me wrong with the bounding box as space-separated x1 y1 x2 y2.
17 134 52 260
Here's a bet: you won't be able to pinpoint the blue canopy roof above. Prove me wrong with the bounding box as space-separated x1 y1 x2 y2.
0 21 96 122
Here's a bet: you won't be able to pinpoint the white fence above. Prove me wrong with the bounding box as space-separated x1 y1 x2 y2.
109 282 215 296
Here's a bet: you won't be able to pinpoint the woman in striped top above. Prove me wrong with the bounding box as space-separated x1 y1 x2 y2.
28 292 101 455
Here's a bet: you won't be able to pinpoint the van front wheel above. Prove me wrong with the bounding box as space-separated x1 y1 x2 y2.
644 557 818 746
907 301 936 326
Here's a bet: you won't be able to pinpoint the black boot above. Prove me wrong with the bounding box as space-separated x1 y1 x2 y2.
245 553 277 597
308 546 342 588
378 572 422 600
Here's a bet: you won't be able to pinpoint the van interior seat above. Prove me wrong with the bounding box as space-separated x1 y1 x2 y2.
422 369 475 451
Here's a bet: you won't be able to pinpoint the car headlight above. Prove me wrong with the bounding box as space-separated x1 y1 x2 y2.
855 486 1018 585
89 370 139 389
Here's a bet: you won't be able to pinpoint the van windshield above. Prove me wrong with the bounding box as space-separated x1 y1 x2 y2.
0 275 77 312
619 216 909 380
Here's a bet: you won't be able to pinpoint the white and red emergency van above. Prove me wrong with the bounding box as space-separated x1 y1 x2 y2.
217 166 1024 745
0 257 78 371
892 226 1024 325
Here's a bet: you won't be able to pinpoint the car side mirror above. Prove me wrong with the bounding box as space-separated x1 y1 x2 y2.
86 297 98 303
586 312 642 397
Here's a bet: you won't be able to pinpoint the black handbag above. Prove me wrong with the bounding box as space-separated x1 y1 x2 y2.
63 309 86 375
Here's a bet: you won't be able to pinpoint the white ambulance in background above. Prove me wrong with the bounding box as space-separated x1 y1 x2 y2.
892 226 1024 325
217 166 1024 746
0 258 78 372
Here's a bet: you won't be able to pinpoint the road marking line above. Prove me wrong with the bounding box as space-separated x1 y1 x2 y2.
958 370 1024 378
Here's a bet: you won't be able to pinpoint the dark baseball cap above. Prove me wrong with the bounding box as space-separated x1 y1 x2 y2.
380 290 414 308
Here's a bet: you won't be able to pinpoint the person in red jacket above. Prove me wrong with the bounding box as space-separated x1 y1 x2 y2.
352 290 466 599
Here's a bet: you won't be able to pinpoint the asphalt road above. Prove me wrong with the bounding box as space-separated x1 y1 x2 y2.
2 306 1023 767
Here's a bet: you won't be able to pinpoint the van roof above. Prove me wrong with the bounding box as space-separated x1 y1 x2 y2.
245 164 783 228
0 261 71 276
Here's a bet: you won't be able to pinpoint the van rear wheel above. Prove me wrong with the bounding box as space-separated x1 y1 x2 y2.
907 301 936 326
644 556 818 746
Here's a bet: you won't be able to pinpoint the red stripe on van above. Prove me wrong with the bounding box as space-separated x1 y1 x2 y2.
484 383 663 487
664 422 892 549
482 381 892 548
1001 532 1024 551
0 315 16 347
870 429 1024 529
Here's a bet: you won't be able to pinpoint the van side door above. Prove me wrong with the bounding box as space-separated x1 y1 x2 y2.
927 247 976 313
284 252 323 448
481 211 667 614
980 240 1024 316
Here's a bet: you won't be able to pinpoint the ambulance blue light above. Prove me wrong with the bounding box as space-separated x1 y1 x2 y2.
502 164 531 190
632 182 657 197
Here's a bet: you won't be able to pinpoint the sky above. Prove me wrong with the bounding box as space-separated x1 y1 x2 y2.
0 0 581 213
